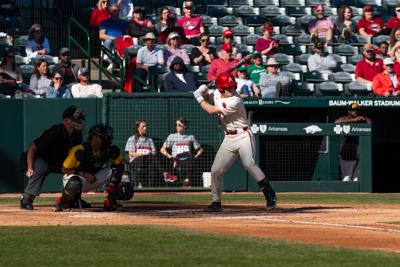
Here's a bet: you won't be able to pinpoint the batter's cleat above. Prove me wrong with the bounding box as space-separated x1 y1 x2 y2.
266 190 277 211
20 198 33 210
206 202 223 212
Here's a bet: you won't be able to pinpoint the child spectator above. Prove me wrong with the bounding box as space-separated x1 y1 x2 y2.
235 66 260 98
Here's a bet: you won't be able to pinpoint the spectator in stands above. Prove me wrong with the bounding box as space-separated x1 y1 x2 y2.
190 32 215 66
25 24 51 63
135 32 165 91
393 46 400 74
157 10 186 44
155 7 171 37
220 29 242 60
247 53 267 86
376 41 389 59
46 71 71 98
372 57 400 97
99 4 128 67
0 49 22 84
29 59 51 97
259 58 290 98
208 44 239 81
0 49 23 96
334 103 371 182
178 0 204 45
255 22 278 57
0 32 13 46
334 5 357 44
308 4 334 45
128 6 154 38
164 32 190 67
388 27 400 57
164 56 199 92
235 66 260 98
117 0 133 21
386 3 400 31
307 39 337 75
90 0 110 28
357 5 385 37
125 120 158 188
160 117 203 187
71 68 103 98
355 43 383 88
53 47 78 86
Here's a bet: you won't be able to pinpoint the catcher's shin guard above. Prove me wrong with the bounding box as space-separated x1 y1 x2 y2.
63 176 83 202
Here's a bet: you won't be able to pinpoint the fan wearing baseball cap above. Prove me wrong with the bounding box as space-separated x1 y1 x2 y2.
255 22 278 56
355 43 383 87
71 68 103 98
221 29 242 60
372 57 400 96
357 5 385 37
208 43 239 81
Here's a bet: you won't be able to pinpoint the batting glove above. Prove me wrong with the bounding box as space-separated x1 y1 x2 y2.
193 89 205 104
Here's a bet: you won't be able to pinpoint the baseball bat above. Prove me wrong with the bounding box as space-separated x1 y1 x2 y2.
206 54 252 88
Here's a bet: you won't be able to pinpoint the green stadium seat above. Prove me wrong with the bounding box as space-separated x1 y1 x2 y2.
254 0 277 7
272 34 290 44
273 53 291 65
262 5 282 17
346 81 371 96
234 6 258 17
303 71 325 83
204 0 228 6
207 25 225 36
290 80 314 96
243 34 261 45
331 71 353 83
219 15 241 27
243 15 268 26
282 62 303 73
207 6 230 18
15 55 24 66
200 15 214 27
151 0 176 8
331 0 357 8
295 53 311 65
286 7 308 17
282 24 303 36
305 0 325 6
229 0 252 7
297 15 316 31
20 64 35 84
334 44 357 56
278 44 303 55
231 25 252 36
349 54 363 65
383 0 400 8
182 44 195 55
280 0 302 7
339 63 355 73
294 33 312 45
235 43 251 53
271 15 292 27
373 35 389 46
317 81 342 96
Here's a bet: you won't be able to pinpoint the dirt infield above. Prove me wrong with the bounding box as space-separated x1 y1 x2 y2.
1 193 400 253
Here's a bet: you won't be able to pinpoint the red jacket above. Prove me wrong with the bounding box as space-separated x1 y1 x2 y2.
208 58 239 81
372 71 400 96
90 8 110 28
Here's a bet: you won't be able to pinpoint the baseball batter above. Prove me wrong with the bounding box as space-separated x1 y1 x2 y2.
193 72 277 212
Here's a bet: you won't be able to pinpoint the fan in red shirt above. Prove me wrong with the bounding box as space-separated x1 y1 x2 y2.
355 43 383 87
357 5 385 37
90 0 110 28
208 44 239 81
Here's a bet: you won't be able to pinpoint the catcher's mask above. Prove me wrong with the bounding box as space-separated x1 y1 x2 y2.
89 123 113 148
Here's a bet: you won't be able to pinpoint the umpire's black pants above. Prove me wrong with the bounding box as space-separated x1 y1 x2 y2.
23 157 50 200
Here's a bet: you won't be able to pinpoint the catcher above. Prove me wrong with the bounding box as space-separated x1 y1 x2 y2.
53 123 134 212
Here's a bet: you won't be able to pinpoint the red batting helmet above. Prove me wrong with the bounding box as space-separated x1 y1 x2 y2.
216 72 237 93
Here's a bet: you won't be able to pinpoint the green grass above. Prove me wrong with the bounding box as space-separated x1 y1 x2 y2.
0 225 399 267
2 193 400 205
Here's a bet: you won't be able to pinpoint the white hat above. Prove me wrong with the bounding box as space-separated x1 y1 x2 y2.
383 57 394 65
167 32 181 43
265 58 279 66
142 32 156 41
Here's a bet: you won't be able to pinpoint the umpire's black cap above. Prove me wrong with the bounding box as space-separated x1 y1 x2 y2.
349 103 360 111
63 105 85 121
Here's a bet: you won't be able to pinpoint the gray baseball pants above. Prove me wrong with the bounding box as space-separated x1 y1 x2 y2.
210 130 265 202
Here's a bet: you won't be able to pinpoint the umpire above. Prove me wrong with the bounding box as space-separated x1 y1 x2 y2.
20 105 85 210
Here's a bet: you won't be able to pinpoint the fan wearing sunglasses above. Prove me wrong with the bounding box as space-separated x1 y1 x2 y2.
355 43 383 87
46 71 71 98
190 33 216 66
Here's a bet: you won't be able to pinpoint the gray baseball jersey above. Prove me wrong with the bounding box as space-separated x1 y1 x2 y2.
163 133 201 160
125 135 156 162
210 90 265 202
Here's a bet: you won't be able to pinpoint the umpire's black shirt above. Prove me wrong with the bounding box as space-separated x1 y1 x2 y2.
34 124 83 173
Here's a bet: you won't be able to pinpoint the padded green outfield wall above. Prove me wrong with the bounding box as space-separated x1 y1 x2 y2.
2 94 396 193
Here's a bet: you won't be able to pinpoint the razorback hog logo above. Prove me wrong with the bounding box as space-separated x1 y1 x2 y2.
303 125 322 134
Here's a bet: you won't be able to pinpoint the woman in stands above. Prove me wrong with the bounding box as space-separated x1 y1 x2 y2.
25 24 51 63
155 7 170 37
29 58 51 97
90 0 110 28
334 5 357 43
164 32 190 67
0 49 22 84
128 6 154 38
190 33 215 66
46 71 71 98
388 27 400 57
255 22 278 57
